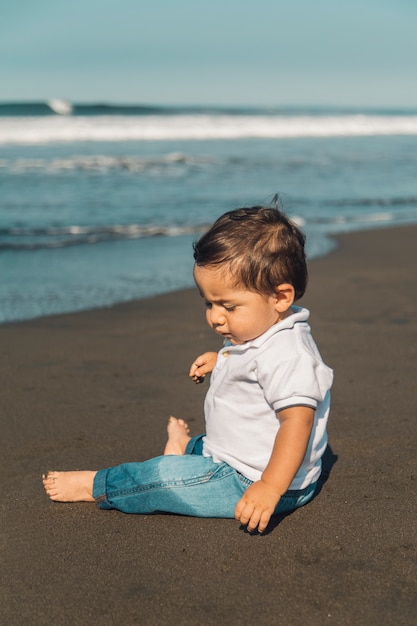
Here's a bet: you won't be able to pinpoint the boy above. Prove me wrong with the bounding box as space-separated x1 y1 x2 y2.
43 205 333 533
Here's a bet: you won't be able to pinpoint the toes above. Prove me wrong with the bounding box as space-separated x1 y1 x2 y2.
42 472 59 492
43 472 54 481
44 482 58 496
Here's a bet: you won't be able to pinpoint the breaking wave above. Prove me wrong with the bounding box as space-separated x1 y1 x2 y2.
0 153 210 173
0 223 209 251
2 113 417 145
2 202 416 251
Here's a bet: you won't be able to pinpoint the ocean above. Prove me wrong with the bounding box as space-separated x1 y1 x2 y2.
1 101 417 324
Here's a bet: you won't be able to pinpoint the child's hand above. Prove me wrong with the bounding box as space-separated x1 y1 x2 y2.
234 480 281 533
189 352 218 384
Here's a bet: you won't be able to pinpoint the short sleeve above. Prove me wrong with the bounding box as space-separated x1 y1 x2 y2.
257 352 333 413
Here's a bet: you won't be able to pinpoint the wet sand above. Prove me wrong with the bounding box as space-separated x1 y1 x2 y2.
1 225 416 625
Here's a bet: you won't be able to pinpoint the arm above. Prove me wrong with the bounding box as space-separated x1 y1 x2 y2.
189 351 218 383
234 406 314 533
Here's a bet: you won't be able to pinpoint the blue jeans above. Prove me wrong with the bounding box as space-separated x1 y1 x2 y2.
93 435 317 518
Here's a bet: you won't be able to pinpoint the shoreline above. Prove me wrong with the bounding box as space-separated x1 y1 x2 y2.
1 221 414 328
1 223 416 624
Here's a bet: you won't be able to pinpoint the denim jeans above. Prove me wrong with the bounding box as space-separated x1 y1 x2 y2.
93 435 317 518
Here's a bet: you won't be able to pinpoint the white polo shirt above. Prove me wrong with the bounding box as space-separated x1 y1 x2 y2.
202 306 333 489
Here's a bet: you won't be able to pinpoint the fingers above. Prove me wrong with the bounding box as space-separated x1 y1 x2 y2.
189 352 218 382
257 511 272 534
189 357 202 378
236 508 271 534
235 498 273 534
189 353 211 382
235 500 258 533
189 361 206 383
234 497 245 522
244 511 261 534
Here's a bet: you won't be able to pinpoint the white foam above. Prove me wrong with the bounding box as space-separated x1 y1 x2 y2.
47 99 73 115
2 114 417 145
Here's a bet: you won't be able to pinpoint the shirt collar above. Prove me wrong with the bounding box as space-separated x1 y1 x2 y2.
220 306 310 353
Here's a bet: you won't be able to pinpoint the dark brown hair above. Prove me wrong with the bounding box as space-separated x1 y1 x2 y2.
193 205 307 300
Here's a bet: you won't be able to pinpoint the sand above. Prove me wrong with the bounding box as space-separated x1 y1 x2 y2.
1 225 416 625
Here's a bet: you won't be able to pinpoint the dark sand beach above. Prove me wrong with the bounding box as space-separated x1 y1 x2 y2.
1 225 416 625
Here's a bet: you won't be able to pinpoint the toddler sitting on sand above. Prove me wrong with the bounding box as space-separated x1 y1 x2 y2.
43 204 333 533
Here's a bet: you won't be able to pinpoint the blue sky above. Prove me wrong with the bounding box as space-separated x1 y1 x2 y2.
1 0 416 107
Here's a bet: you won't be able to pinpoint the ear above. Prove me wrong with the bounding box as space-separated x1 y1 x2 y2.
273 283 295 313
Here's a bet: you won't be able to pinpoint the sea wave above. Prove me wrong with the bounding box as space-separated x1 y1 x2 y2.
325 196 417 207
0 153 211 173
3 101 417 117
2 205 416 251
2 113 417 145
0 223 209 251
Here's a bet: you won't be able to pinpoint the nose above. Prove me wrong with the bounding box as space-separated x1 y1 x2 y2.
207 305 226 328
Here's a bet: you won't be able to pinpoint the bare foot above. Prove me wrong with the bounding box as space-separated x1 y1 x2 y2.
163 416 191 455
42 470 97 502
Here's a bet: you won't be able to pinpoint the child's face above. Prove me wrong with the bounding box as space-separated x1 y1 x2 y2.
194 264 286 345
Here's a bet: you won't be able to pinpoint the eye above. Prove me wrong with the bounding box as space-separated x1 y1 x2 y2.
204 300 212 309
224 305 236 312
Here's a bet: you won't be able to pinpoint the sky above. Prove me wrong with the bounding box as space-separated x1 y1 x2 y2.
1 0 417 108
